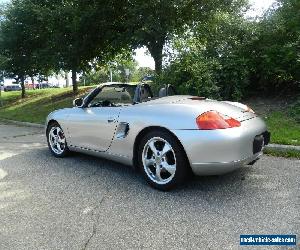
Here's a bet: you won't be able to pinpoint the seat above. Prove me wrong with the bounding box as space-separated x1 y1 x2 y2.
159 87 167 97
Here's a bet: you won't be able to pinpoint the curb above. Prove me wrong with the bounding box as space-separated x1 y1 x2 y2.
0 118 44 129
266 144 300 152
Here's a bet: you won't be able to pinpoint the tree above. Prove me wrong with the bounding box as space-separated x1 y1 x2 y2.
125 0 246 74
109 53 138 82
156 5 254 100
132 67 154 82
0 0 131 95
38 0 130 93
0 0 53 98
81 52 139 85
247 0 300 93
195 11 255 99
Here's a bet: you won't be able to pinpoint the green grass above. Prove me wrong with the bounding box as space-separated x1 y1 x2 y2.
264 111 300 146
0 87 94 124
264 148 300 159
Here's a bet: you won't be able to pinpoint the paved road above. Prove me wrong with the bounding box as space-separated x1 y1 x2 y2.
0 122 299 250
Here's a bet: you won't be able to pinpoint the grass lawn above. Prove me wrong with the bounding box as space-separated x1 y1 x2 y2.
0 89 299 146
245 96 300 146
0 87 94 124
246 97 299 146
264 112 300 146
264 148 300 159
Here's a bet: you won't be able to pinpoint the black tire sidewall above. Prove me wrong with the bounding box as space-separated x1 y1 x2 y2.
46 122 69 158
138 130 189 191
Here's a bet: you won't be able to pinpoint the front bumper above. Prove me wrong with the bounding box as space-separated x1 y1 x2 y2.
172 116 269 176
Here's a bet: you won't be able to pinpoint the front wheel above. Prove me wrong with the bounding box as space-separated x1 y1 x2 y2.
138 130 189 191
47 122 69 157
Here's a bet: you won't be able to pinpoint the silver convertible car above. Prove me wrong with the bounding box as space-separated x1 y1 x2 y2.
46 82 270 190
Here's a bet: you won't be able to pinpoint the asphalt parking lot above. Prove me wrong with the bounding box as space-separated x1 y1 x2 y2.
0 122 299 250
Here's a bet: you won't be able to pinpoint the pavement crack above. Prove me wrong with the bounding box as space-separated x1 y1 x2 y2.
1 132 42 140
0 141 46 144
82 195 106 250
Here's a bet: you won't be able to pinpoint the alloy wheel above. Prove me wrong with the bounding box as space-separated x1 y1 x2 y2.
142 137 177 185
48 126 66 155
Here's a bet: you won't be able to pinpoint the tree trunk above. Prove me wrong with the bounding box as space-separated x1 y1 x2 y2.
147 40 164 75
72 69 78 93
20 76 26 98
31 77 35 90
153 53 163 75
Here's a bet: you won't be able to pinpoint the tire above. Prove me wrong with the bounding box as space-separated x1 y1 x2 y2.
138 130 189 191
47 121 69 158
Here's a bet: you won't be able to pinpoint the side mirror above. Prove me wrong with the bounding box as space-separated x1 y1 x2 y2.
73 98 83 107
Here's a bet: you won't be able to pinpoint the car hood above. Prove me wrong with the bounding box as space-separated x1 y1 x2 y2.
143 95 256 121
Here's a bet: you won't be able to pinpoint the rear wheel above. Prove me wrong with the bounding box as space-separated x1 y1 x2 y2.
47 122 69 157
138 130 189 191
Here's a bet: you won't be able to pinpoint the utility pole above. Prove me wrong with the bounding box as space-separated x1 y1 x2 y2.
0 72 4 106
0 85 2 107
125 69 130 83
65 72 69 88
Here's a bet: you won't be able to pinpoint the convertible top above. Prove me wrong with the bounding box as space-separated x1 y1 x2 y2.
99 82 141 87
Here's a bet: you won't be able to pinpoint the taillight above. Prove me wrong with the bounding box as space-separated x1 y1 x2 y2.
196 111 241 130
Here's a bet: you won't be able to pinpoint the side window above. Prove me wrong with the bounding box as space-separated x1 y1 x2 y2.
88 86 133 107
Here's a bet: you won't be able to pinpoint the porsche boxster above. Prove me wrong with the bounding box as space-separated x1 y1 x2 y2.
46 82 270 190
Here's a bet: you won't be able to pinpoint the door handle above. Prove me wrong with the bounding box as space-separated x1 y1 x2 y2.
107 117 115 123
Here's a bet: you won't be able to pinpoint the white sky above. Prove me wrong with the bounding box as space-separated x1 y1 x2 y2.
250 0 276 9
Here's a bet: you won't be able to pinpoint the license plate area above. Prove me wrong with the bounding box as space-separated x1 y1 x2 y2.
262 131 271 145
253 135 264 154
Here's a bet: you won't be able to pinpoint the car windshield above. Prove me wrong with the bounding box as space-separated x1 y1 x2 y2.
87 83 176 107
89 85 137 107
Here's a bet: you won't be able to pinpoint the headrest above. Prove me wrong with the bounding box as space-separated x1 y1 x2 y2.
159 88 167 97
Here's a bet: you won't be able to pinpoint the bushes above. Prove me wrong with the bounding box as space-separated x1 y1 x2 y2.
288 99 300 123
215 55 250 100
157 53 251 100
156 11 254 100
248 0 300 94
157 53 221 99
157 0 300 100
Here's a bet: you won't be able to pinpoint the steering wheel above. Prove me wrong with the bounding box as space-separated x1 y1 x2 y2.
89 100 116 108
102 100 115 107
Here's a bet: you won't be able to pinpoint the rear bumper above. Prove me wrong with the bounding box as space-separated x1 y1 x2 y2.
171 116 269 176
190 152 263 175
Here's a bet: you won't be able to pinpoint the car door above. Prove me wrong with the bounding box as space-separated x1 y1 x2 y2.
66 107 121 152
66 86 129 152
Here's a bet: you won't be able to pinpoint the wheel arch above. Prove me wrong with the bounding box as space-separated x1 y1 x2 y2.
132 126 191 170
46 119 58 132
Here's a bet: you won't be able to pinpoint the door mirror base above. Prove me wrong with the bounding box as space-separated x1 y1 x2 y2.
73 98 83 107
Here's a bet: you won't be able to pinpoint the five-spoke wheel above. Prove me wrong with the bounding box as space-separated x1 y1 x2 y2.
143 137 176 185
139 130 189 191
47 122 69 157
